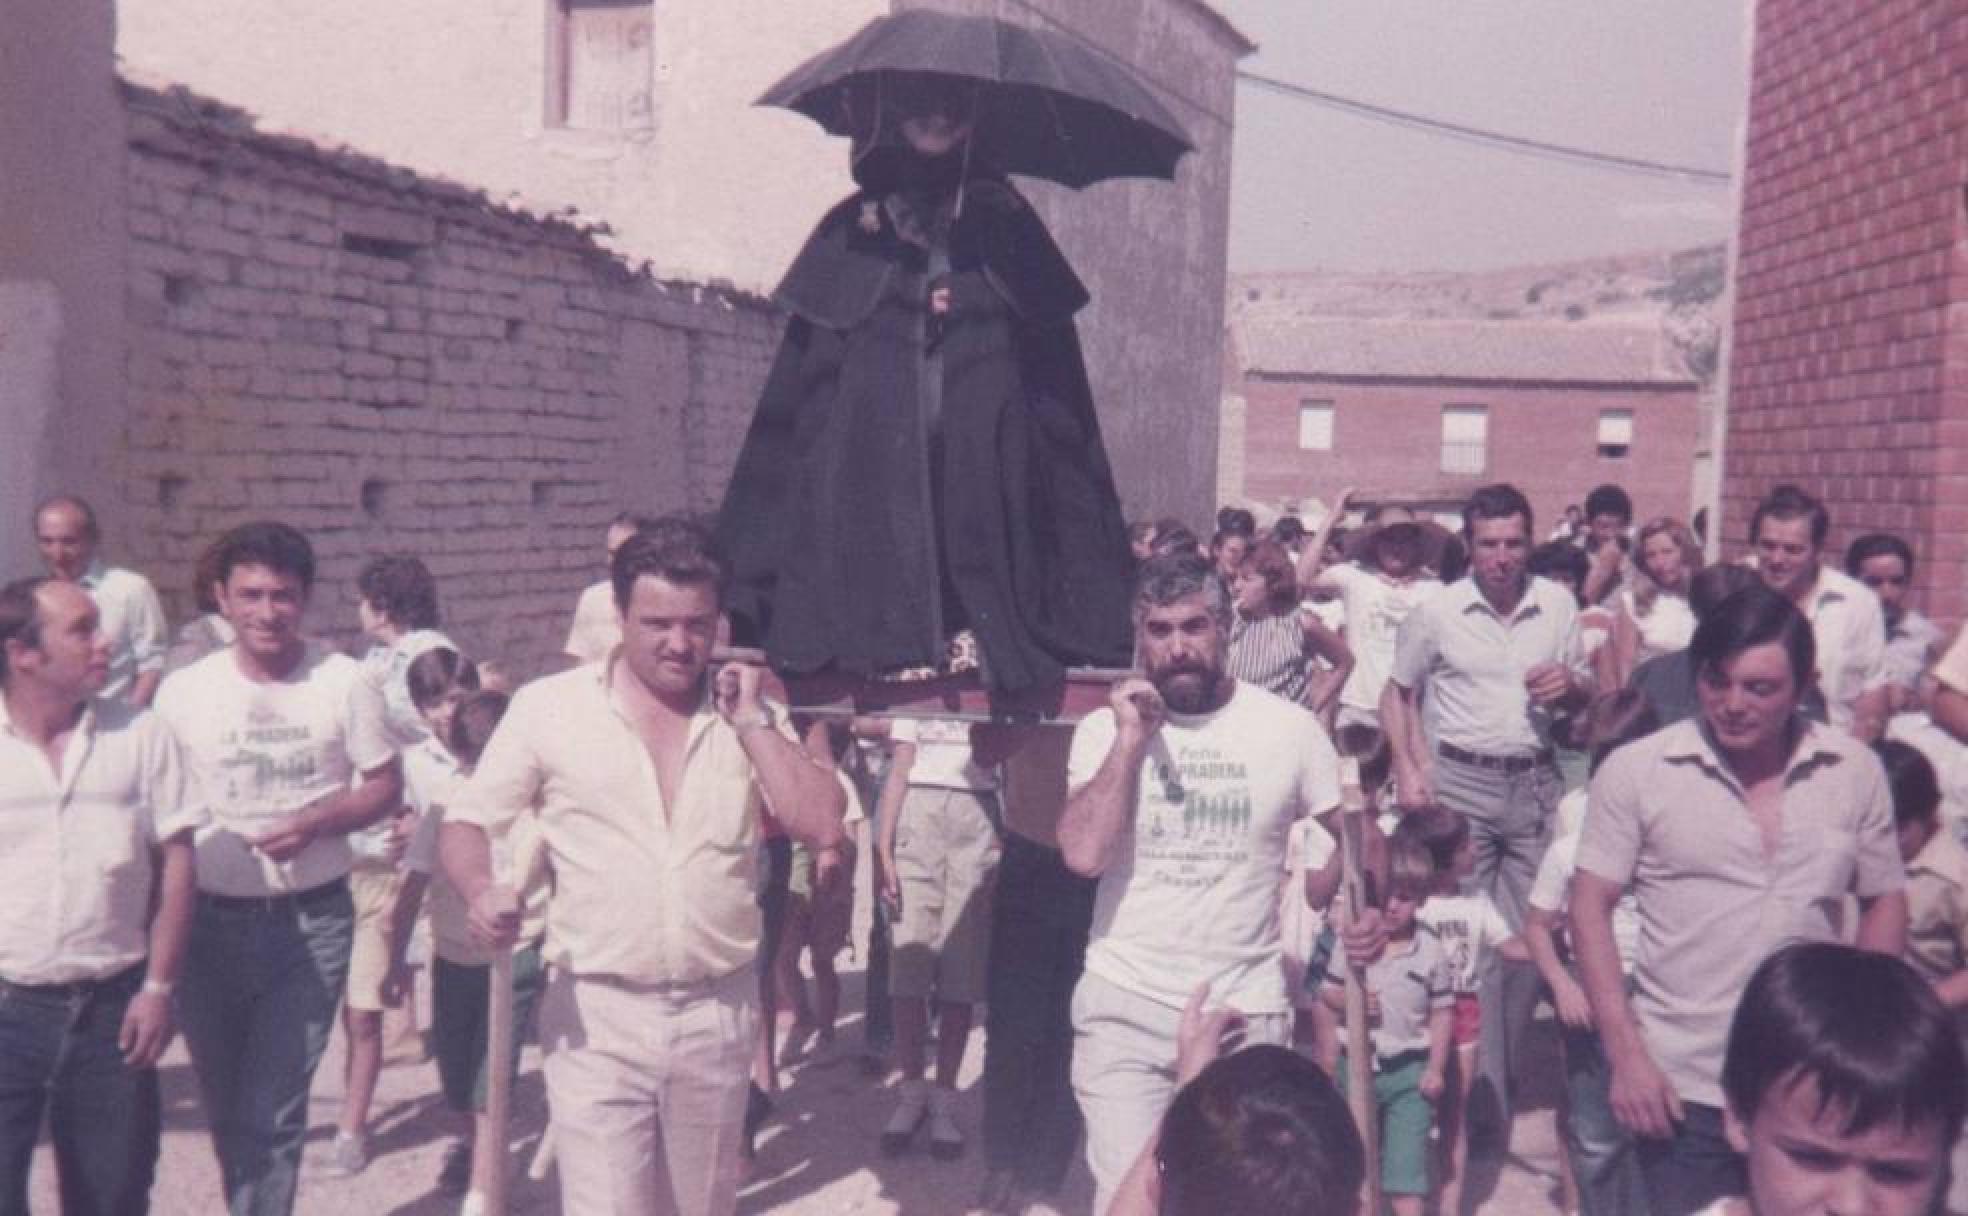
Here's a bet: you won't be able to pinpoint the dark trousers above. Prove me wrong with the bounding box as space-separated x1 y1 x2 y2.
1562 1026 1651 1216
0 965 158 1216
853 753 894 1054
982 833 1096 1193
1635 1101 1743 1216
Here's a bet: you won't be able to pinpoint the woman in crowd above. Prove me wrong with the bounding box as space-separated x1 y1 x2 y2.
1606 517 1700 689
1227 539 1353 721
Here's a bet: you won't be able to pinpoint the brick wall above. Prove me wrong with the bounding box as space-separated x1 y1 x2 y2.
119 84 780 676
1722 0 1968 625
1238 376 1702 534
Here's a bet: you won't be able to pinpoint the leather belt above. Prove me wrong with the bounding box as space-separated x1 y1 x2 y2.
198 876 349 915
1437 741 1552 774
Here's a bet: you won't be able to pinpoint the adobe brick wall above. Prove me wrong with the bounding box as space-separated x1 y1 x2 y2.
119 85 780 676
1239 376 1702 534
1721 0 1968 625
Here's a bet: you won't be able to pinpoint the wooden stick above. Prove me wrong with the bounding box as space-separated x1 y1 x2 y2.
1337 757 1383 1215
479 832 551 1216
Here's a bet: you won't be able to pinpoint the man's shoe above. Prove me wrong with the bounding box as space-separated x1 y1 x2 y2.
321 1131 368 1177
881 1078 928 1156
435 1138 473 1196
926 1084 964 1160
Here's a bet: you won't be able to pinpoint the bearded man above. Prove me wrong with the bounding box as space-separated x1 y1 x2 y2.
1058 551 1342 1213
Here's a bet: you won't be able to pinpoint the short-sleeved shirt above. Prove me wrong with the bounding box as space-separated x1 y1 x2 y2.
1798 566 1889 733
0 697 205 983
1389 575 1580 756
1314 563 1443 714
1417 892 1513 995
562 579 619 665
453 660 799 985
1616 588 1696 665
402 739 548 967
1575 717 1904 1107
1932 625 1968 696
155 643 395 897
1323 925 1453 1057
1529 789 1640 972
891 717 998 792
79 563 168 703
1904 824 1968 989
1068 680 1340 1014
1884 611 1942 691
361 629 455 749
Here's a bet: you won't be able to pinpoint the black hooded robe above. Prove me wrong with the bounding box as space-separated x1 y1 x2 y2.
714 173 1133 696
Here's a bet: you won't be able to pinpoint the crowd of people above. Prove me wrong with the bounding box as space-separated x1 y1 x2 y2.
7 473 1968 1216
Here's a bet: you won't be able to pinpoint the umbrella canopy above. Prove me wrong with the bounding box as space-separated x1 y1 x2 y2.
758 9 1193 188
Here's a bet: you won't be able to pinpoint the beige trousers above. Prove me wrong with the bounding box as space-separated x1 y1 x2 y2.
539 965 756 1216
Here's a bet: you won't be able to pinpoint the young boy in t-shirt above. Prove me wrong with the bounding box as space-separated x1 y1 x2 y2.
1393 806 1521 1212
1324 835 1454 1216
1695 941 1964 1216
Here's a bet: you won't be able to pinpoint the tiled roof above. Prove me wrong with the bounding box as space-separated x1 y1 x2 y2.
1236 315 1696 385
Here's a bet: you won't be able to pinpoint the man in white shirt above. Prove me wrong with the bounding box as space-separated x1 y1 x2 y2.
1381 482 1588 1145
1310 520 1444 733
445 523 843 1216
1748 484 1889 740
0 576 200 1215
33 494 168 707
1059 551 1340 1213
155 521 402 1216
562 512 643 666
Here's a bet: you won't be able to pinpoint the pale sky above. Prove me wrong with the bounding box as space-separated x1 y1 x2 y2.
1216 0 1751 273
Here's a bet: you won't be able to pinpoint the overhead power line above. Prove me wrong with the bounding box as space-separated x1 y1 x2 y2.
1236 70 1733 186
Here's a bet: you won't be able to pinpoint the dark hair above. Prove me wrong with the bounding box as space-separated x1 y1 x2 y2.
1750 483 1830 548
1216 507 1257 538
1386 834 1437 901
1211 527 1252 554
1392 805 1467 876
1157 1046 1365 1216
608 509 641 530
0 577 51 681
1128 520 1158 546
1133 552 1229 628
1585 688 1660 776
1723 942 1966 1144
610 517 725 612
447 689 511 767
1687 562 1761 622
1366 522 1424 571
1528 541 1589 597
1270 516 1307 546
1584 484 1633 524
32 494 99 541
1434 536 1468 584
1875 739 1942 828
1688 585 1816 688
405 648 480 712
356 554 441 631
189 539 226 615
211 521 316 590
1241 540 1300 615
1462 483 1534 537
1845 532 1914 579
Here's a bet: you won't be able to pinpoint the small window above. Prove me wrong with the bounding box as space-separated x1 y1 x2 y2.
1441 405 1488 475
1597 409 1634 459
1297 401 1335 451
548 0 655 131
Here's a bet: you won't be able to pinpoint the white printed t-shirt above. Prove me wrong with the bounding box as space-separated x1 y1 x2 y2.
156 643 394 897
403 739 547 967
1416 891 1513 995
1068 680 1340 1014
891 717 998 791
1316 562 1443 716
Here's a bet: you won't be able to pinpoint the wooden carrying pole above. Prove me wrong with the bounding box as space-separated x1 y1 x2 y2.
1338 757 1382 1215
480 832 551 1216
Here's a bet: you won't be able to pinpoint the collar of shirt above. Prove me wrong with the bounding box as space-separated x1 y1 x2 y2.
1909 825 1968 887
0 693 101 799
596 651 724 764
1449 575 1552 627
77 561 108 592
1658 716 1844 797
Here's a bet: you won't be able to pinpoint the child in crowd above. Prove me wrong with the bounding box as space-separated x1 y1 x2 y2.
1394 806 1521 1215
402 674 547 1202
1703 941 1965 1216
1324 835 1455 1216
1524 689 1659 1216
777 721 868 1068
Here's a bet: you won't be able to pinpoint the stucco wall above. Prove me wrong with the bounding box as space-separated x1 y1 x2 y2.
115 0 1245 530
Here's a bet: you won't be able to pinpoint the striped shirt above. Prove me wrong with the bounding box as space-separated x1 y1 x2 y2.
1227 610 1310 703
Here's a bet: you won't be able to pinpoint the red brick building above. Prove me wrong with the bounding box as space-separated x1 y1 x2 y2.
1721 0 1967 624
1227 316 1702 532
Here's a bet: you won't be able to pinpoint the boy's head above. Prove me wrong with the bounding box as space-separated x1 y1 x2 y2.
1874 739 1943 863
406 648 480 747
1156 1045 1364 1216
1722 942 1966 1216
1392 806 1470 888
446 689 511 769
1383 836 1437 932
1528 540 1590 605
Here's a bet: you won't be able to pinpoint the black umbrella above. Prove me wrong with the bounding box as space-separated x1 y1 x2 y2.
758 9 1193 188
